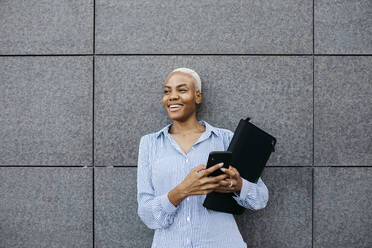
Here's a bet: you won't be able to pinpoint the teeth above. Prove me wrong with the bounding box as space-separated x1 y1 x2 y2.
169 105 182 108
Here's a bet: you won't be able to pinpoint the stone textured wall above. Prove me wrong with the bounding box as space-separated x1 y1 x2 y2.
0 0 371 247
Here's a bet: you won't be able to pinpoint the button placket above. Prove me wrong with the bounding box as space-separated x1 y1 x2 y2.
166 132 188 158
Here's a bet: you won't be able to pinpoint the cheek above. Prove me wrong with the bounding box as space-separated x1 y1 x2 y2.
182 94 196 105
161 97 167 106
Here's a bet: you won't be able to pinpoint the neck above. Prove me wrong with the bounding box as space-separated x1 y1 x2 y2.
169 117 204 135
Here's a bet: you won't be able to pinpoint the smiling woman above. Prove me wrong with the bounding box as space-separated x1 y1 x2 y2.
162 68 202 122
136 67 269 248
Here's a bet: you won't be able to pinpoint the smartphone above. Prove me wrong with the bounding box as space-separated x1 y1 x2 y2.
206 151 232 177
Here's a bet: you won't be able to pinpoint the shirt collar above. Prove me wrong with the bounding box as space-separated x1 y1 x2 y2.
155 119 219 139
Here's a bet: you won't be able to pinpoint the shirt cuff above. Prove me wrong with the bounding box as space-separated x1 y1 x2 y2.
160 192 179 213
234 177 257 201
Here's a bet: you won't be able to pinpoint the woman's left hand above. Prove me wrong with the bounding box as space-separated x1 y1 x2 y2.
214 165 243 193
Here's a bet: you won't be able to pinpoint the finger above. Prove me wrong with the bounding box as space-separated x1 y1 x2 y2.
229 166 240 178
214 187 233 193
214 182 230 191
208 173 229 183
201 173 228 186
219 179 231 186
196 164 207 170
202 162 224 177
220 179 234 187
220 167 233 177
214 188 230 193
227 166 239 179
201 183 220 190
194 164 207 173
229 168 236 178
200 174 226 185
219 179 237 190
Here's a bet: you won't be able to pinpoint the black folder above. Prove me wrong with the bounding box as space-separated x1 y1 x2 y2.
202 117 277 215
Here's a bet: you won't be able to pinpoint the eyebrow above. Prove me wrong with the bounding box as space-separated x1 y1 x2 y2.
164 83 188 88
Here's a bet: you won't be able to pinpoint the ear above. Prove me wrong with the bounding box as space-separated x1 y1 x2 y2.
195 90 203 104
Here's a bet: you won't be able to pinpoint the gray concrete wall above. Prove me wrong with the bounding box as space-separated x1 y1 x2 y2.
0 0 371 247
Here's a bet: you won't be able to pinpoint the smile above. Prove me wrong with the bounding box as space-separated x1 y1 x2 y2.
169 105 183 112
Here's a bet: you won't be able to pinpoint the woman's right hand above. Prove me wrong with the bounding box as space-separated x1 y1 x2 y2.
179 163 229 196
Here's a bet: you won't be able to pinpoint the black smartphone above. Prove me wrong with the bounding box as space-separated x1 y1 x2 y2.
206 151 232 177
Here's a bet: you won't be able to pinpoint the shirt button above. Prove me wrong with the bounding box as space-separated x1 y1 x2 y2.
187 216 190 222
186 238 190 244
185 158 188 162
187 197 189 201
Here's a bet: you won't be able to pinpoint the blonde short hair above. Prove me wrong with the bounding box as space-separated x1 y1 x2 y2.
167 67 202 93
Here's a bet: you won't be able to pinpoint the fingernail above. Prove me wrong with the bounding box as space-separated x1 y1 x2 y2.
220 168 226 171
219 163 224 167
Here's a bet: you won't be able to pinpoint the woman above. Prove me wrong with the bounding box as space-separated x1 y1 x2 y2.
137 67 269 248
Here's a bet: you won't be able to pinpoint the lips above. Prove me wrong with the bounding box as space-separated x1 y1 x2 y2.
168 103 184 107
168 104 183 112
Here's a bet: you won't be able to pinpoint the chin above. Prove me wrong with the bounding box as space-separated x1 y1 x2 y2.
168 114 184 121
169 113 195 123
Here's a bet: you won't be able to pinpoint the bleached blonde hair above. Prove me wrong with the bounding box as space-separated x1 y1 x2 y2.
166 67 202 93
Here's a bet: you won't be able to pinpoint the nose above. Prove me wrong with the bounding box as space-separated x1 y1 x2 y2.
169 90 179 100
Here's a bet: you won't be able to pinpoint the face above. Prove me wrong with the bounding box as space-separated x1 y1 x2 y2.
162 72 202 121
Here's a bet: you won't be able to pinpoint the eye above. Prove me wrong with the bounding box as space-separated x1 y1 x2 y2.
164 90 169 94
179 89 187 92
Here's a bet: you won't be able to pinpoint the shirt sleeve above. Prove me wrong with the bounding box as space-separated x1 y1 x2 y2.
232 177 269 210
223 129 269 210
137 135 180 229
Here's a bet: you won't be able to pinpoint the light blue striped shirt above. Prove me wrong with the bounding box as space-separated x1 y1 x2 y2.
137 119 269 248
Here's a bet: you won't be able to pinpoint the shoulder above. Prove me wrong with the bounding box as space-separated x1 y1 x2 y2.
218 127 234 135
213 127 234 149
205 120 233 137
213 127 234 150
139 133 155 145
137 133 157 161
138 134 151 151
138 132 161 149
216 127 234 139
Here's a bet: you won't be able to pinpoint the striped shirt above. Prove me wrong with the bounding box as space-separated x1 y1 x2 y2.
137 119 269 248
